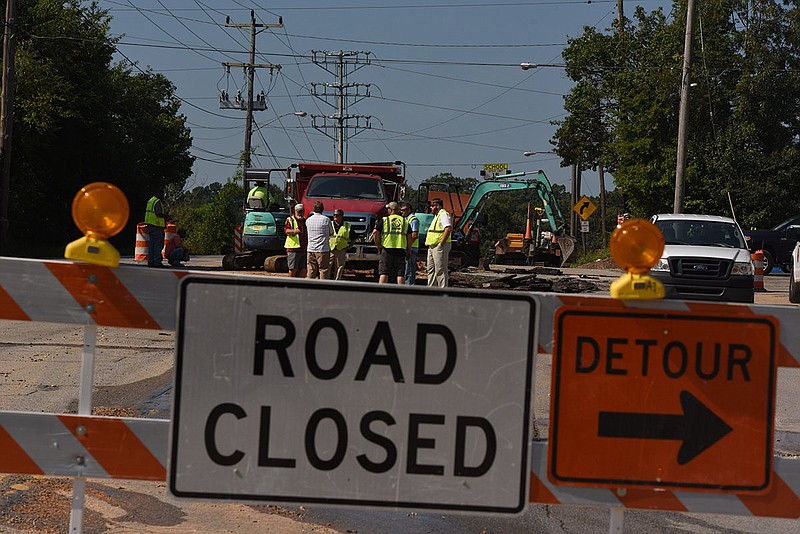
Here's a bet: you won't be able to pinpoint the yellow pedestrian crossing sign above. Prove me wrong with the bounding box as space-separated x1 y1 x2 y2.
573 196 597 221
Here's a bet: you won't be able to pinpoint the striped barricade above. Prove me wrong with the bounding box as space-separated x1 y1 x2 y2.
530 441 800 518
0 412 167 481
1 255 800 520
1 411 798 518
0 257 186 330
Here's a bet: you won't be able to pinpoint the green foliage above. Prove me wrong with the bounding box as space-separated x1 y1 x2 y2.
3 0 193 256
554 1 800 227
174 182 244 255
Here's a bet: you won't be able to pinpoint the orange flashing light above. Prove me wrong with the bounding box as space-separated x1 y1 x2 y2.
609 218 665 300
64 183 130 267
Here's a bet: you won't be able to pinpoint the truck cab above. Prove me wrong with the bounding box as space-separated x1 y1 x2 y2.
288 162 406 271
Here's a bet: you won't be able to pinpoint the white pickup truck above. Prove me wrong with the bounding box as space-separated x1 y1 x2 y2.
650 214 754 303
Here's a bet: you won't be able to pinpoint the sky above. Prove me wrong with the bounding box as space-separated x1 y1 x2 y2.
98 0 674 192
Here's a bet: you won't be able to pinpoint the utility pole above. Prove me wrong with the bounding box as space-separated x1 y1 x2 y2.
0 0 18 247
310 51 372 163
674 0 696 213
617 0 624 34
223 11 282 170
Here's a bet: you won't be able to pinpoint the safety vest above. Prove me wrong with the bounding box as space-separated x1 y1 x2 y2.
380 214 408 249
284 216 301 249
330 221 352 251
425 209 451 246
247 186 273 208
406 213 419 248
145 197 165 227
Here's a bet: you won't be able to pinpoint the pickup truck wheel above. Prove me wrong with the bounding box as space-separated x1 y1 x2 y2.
761 250 775 275
790 269 800 303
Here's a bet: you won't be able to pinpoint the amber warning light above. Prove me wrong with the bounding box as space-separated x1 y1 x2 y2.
64 182 130 267
609 218 665 299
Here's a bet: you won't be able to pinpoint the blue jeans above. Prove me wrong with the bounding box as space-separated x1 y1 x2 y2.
404 248 418 285
147 225 165 266
168 247 188 267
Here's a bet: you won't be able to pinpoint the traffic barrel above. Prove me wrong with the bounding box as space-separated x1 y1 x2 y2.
752 250 765 292
233 224 243 254
135 223 149 262
163 222 177 259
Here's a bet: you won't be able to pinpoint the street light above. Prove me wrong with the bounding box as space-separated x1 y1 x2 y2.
520 62 537 70
523 150 555 157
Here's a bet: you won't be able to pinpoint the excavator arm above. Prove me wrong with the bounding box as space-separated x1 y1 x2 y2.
457 171 577 266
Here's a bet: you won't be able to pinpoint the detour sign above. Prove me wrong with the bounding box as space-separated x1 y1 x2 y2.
549 306 778 493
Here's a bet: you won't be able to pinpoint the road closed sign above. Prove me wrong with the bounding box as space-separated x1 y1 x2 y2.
549 306 778 493
170 277 536 514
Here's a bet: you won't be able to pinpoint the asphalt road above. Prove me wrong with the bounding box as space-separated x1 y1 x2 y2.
1 258 798 533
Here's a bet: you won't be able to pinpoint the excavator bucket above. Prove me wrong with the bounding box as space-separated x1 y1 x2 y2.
557 235 579 266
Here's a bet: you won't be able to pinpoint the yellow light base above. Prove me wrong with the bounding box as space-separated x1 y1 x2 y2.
610 272 665 300
65 235 120 267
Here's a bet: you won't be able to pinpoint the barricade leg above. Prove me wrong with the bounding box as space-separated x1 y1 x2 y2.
69 324 96 534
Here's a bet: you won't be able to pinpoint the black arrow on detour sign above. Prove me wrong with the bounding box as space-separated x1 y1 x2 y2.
598 390 733 465
579 201 590 214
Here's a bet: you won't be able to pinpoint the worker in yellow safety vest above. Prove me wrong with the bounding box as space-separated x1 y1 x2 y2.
284 203 307 277
246 181 273 210
372 201 411 284
400 202 420 285
329 209 352 280
425 197 452 287
144 196 167 268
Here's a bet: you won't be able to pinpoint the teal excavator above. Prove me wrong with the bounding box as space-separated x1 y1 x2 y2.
416 170 578 267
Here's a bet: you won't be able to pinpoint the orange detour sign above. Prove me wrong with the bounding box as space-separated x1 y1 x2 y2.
549 306 778 494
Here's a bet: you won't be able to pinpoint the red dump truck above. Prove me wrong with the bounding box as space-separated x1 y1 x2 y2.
287 162 406 275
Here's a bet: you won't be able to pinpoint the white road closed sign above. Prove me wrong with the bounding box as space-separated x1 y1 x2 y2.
169 277 537 514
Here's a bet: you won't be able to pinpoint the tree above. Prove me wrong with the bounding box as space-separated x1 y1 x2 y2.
554 1 800 226
3 0 193 255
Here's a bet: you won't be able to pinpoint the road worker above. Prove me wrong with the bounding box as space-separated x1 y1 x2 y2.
400 202 420 285
246 180 273 210
144 195 168 268
372 201 411 284
425 197 452 287
329 209 352 280
284 204 308 277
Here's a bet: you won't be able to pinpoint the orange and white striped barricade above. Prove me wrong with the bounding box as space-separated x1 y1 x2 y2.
1 257 800 524
163 222 177 259
234 223 243 253
134 223 149 262
0 412 167 480
752 250 766 291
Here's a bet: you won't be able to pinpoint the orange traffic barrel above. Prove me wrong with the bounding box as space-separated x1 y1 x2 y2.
163 222 177 259
135 223 149 262
234 224 243 254
751 250 765 291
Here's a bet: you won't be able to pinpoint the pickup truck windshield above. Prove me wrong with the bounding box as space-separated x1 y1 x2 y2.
655 220 747 249
306 175 386 200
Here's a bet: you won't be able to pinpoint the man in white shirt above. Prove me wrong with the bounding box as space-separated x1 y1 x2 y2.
306 201 332 279
425 197 452 287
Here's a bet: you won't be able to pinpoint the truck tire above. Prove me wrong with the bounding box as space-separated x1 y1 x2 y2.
761 250 775 276
790 268 800 303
